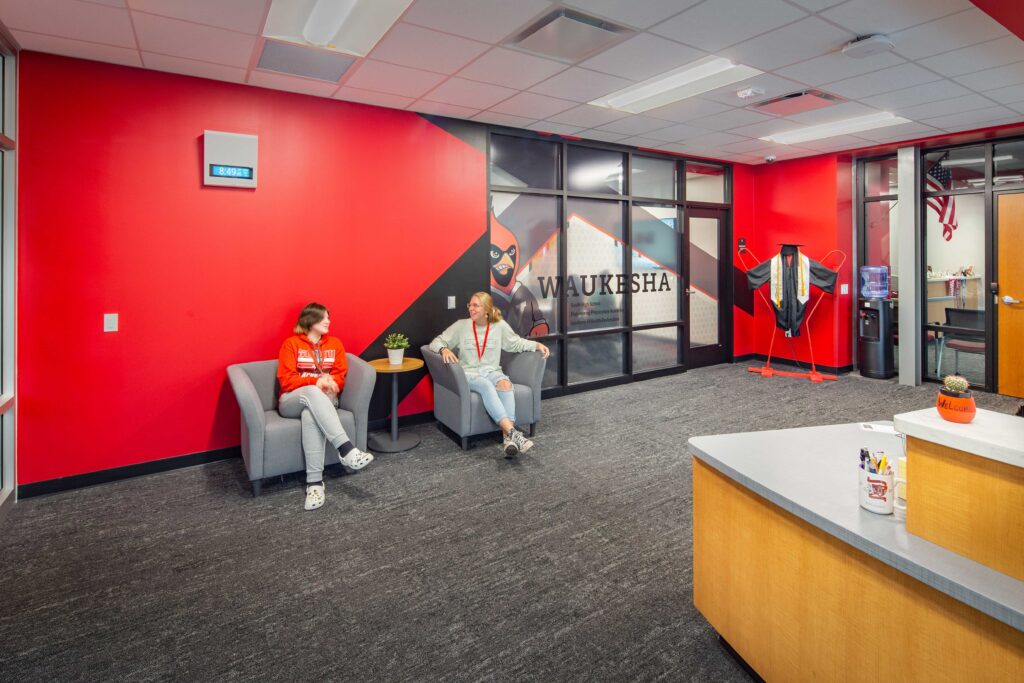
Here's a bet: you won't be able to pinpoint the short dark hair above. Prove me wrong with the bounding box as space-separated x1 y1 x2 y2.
294 302 329 335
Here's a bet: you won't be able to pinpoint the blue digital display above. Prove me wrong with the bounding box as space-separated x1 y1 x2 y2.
210 164 253 179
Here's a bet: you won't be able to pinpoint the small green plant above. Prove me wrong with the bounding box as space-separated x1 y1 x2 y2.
384 333 410 350
942 374 970 394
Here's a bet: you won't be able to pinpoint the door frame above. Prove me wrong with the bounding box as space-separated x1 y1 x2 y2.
684 206 733 368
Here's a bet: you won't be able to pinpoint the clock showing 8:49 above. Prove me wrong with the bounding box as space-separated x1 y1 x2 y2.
209 164 253 179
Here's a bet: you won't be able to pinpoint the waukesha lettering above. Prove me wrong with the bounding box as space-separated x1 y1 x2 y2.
537 273 672 298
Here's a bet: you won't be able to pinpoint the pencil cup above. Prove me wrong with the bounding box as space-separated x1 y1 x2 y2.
859 468 894 515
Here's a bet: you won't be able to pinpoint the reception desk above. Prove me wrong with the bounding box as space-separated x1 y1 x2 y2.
690 422 1023 682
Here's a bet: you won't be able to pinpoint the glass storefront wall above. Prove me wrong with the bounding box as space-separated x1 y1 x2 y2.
489 134 731 393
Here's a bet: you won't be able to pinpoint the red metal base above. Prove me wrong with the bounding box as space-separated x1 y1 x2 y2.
748 365 837 382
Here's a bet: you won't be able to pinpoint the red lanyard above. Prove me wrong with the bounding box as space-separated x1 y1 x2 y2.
473 322 490 361
309 339 324 374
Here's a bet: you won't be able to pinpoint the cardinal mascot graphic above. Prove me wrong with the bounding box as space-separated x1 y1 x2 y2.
490 215 549 338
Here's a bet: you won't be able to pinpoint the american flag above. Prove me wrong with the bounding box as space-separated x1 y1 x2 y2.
925 153 958 241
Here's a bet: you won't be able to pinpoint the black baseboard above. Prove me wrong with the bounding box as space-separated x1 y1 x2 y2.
18 446 241 499
717 635 765 682
733 353 853 376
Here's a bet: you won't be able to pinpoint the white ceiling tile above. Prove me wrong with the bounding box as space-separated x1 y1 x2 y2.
861 80 973 110
129 0 266 34
984 84 1024 105
787 0 845 10
562 0 699 30
896 93 1001 121
783 101 881 125
12 29 141 66
579 33 704 81
470 111 539 128
594 115 676 136
0 0 136 47
687 108 775 131
490 91 577 118
369 23 489 74
642 97 732 123
701 74 811 106
90 0 126 6
247 70 340 97
546 103 628 128
132 12 256 67
851 121 940 142
720 139 782 154
401 0 552 43
921 105 1019 130
952 61 1024 92
529 67 632 102
1005 101 1024 115
526 121 585 135
728 118 803 139
720 17 852 71
676 131 745 148
820 0 971 35
457 47 567 90
775 50 905 87
333 86 416 110
343 60 447 98
889 8 1008 61
578 129 629 143
141 52 246 83
411 101 481 119
649 0 806 53
823 63 940 99
919 36 1024 78
642 122 711 142
794 134 873 152
618 136 665 149
422 77 517 109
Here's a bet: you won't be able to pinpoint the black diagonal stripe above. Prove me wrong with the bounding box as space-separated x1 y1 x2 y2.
419 114 486 153
362 232 490 421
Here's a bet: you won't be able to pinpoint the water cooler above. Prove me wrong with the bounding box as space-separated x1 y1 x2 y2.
858 266 895 379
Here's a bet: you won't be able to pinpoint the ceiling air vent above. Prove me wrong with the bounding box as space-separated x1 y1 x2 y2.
508 9 632 63
750 89 846 117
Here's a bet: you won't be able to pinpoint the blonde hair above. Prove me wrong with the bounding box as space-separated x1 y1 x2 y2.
471 291 503 323
294 302 329 335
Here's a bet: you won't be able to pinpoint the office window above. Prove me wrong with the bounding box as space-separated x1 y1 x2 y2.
631 156 675 200
924 147 983 191
567 146 624 195
490 134 559 189
994 140 1024 187
566 198 624 331
685 162 726 203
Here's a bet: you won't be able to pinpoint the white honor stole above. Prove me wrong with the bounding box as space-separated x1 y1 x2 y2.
769 250 810 308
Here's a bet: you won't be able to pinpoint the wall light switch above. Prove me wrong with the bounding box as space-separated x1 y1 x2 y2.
840 283 849 295
103 313 119 332
447 296 456 309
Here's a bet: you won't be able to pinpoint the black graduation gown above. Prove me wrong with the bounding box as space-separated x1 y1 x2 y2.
746 245 838 336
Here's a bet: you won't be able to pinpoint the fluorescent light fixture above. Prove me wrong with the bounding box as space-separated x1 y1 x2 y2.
941 154 1012 167
589 56 763 113
265 0 413 57
760 112 911 145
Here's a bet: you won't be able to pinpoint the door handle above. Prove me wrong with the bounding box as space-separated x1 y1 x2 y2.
1003 295 1022 305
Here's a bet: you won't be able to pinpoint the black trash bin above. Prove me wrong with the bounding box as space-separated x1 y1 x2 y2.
858 299 894 379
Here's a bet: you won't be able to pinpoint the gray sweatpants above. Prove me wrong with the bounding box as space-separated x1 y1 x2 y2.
278 385 351 483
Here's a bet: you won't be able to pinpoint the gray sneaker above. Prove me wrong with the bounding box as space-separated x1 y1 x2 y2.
502 434 519 458
510 429 534 454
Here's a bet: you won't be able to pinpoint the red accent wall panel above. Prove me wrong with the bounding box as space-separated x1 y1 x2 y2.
17 53 485 484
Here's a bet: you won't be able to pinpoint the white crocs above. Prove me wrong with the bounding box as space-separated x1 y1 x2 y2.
304 483 325 511
340 448 374 471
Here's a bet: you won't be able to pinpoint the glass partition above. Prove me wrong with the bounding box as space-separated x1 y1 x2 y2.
685 162 725 203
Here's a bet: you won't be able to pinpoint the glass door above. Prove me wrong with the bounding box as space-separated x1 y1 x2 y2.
686 208 730 367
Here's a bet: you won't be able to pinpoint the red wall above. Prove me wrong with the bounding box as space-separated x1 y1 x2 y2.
17 53 486 484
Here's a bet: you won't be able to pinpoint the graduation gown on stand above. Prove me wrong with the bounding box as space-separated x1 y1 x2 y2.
746 244 838 336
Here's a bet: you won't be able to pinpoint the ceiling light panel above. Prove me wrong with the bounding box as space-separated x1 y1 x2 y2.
264 0 413 57
760 112 911 144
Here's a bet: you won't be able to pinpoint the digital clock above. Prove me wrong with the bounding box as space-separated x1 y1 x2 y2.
209 164 253 179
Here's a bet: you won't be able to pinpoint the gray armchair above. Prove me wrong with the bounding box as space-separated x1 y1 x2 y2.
421 345 545 450
226 355 376 496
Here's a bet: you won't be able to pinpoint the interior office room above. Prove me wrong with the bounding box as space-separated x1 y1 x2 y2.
0 0 1022 680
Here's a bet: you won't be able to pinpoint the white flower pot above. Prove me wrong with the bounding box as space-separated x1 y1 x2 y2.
387 348 405 365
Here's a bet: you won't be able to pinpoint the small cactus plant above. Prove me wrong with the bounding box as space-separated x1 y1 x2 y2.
942 374 970 394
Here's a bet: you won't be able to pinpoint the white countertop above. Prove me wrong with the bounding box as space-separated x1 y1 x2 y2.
894 408 1024 468
688 422 1024 632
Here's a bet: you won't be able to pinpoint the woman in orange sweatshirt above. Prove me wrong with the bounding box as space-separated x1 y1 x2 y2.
278 302 373 510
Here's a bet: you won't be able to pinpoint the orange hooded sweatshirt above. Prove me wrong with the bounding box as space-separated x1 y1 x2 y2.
277 334 348 396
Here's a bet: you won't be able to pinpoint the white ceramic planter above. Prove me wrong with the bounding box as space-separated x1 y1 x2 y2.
387 348 405 365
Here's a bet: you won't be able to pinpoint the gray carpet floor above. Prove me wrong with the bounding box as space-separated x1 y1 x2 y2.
1 364 1020 682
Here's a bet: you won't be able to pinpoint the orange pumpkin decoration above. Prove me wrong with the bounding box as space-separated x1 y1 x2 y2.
936 389 976 423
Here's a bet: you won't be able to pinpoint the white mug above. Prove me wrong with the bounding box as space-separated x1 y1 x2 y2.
859 468 895 515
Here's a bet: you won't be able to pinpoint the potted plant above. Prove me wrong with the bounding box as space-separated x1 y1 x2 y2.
384 332 410 365
936 374 976 423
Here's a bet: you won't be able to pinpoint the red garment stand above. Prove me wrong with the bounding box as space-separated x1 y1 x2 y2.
737 246 847 382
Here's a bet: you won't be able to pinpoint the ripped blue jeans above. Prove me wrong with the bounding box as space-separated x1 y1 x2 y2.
466 368 515 425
